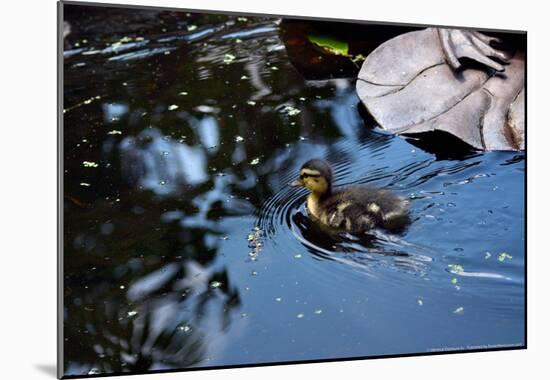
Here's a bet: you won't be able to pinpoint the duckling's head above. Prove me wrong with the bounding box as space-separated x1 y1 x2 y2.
291 159 333 195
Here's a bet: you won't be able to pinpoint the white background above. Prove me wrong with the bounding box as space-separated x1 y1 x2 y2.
2 0 548 378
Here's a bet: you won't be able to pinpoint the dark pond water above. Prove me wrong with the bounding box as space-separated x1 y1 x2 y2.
62 4 525 377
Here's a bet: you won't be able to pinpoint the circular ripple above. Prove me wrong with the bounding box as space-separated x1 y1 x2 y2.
257 172 434 278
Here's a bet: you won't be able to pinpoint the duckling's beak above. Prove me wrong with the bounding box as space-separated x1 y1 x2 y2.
290 178 304 187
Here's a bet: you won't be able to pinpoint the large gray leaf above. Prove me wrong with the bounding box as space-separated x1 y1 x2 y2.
356 28 525 151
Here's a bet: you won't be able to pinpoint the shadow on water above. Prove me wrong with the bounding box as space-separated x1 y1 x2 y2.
62 3 525 377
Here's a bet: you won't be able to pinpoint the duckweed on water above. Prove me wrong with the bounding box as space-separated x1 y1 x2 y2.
168 104 179 111
498 252 513 262
453 307 465 315
210 281 222 289
448 264 464 274
234 135 244 142
247 227 263 261
485 252 492 259
223 54 236 64
250 158 260 165
82 161 99 168
283 105 301 116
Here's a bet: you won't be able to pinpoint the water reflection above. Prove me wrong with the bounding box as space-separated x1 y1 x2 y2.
119 128 208 193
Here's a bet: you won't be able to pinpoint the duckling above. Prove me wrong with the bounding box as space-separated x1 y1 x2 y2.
291 159 410 233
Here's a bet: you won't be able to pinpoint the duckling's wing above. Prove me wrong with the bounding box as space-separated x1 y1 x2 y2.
353 187 410 230
318 189 380 232
343 186 410 231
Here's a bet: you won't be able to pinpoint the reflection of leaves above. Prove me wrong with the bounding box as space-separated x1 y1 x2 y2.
64 300 206 375
63 197 242 376
357 28 525 151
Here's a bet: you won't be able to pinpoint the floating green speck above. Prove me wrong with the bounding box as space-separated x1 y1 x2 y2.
108 130 122 135
223 53 236 64
314 309 322 314
453 307 464 314
283 105 301 116
485 251 492 259
209 281 222 289
168 104 179 111
296 313 304 319
82 161 99 168
451 278 458 284
250 158 260 165
448 264 464 274
187 25 197 31
498 252 513 262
